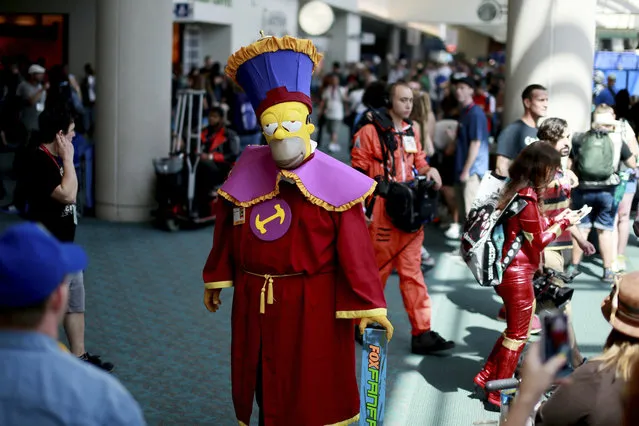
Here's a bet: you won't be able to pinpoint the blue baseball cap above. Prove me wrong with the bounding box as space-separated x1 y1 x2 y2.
0 222 88 308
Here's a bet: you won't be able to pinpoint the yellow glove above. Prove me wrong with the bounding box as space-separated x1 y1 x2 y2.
359 315 394 342
204 288 222 312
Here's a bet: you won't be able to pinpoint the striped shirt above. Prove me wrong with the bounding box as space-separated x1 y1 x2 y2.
543 169 573 250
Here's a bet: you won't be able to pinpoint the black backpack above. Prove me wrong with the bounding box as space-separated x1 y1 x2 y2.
366 108 438 233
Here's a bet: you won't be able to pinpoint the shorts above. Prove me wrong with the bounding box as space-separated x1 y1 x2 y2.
325 119 341 136
625 179 637 194
571 188 616 231
544 249 565 273
67 271 86 314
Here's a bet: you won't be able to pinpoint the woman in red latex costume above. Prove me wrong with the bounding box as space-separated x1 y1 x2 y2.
474 141 582 407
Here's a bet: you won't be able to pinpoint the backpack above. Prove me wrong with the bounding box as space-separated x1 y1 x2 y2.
460 172 527 287
233 93 258 134
576 130 614 182
366 108 438 233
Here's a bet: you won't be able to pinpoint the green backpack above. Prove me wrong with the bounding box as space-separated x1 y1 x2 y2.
577 130 615 182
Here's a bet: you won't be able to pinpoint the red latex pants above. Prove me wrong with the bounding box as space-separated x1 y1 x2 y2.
475 263 536 404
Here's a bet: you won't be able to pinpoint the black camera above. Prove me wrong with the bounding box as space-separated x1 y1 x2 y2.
533 270 574 310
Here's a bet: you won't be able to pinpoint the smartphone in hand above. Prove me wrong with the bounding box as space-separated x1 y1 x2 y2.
576 205 592 221
542 310 572 378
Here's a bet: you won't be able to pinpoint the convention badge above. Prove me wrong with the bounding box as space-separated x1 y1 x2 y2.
360 328 388 425
233 207 245 226
402 135 417 153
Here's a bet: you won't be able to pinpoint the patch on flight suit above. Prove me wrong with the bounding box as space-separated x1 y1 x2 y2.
354 136 361 149
233 207 245 225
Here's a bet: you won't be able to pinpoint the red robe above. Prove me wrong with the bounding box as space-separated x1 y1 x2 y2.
203 181 387 426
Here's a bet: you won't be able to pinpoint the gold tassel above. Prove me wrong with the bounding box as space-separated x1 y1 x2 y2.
267 277 274 304
260 287 266 314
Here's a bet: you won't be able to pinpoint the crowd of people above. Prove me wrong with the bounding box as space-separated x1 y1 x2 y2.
2 38 639 426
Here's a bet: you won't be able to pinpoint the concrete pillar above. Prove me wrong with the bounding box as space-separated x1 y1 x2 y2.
389 26 401 60
95 0 173 221
503 0 597 132
328 12 362 66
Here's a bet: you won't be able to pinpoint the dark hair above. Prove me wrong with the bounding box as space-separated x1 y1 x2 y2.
388 80 410 101
38 107 75 143
208 106 224 117
362 81 389 109
498 141 561 209
522 84 547 101
537 117 568 145
0 299 48 329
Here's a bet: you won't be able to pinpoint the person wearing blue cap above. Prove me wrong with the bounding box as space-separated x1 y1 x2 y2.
0 222 145 425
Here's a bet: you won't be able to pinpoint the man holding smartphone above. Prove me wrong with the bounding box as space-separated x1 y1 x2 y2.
22 106 113 371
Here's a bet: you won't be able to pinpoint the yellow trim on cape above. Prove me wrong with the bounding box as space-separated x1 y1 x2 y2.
238 413 359 426
226 35 323 83
218 171 376 213
204 280 233 290
328 413 360 425
336 308 387 319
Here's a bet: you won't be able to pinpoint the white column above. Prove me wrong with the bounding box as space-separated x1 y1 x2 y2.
504 0 597 132
327 12 361 65
344 13 362 63
95 0 173 221
388 26 401 60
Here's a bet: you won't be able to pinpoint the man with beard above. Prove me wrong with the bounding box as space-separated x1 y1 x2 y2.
496 84 549 177
536 117 595 370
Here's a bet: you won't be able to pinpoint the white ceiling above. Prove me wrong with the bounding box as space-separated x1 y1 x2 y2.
466 0 639 42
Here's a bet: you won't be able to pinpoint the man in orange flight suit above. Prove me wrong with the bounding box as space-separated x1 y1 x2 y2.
351 82 455 354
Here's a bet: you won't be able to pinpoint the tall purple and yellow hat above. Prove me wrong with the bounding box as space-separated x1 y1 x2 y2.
225 32 323 118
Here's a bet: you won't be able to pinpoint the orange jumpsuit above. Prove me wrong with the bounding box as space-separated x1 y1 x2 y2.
351 122 432 335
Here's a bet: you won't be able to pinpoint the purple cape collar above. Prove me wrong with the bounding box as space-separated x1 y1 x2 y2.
218 146 375 211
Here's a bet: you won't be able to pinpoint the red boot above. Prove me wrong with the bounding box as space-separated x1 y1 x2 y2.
474 335 504 389
485 344 525 408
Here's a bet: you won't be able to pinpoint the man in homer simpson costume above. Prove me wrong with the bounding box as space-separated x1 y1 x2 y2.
202 34 394 426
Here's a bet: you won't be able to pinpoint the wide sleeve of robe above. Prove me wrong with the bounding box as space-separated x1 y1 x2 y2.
333 205 388 319
203 199 235 290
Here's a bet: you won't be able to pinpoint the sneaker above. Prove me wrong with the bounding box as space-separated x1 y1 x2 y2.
421 247 436 272
444 223 461 239
565 264 581 279
602 268 615 284
530 315 542 335
613 255 627 273
411 331 455 354
328 143 341 153
80 352 114 372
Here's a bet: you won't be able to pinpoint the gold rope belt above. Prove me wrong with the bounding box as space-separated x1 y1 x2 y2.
243 270 304 314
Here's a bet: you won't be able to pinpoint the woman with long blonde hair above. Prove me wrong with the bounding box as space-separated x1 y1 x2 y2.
409 90 436 157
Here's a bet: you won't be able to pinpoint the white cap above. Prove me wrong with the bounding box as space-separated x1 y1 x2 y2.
593 112 617 128
28 64 46 75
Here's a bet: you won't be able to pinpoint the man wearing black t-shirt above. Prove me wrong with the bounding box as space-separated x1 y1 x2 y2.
24 107 113 371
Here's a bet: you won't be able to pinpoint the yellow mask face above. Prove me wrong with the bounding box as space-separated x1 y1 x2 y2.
260 101 316 169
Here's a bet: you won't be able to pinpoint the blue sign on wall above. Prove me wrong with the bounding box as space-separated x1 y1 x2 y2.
174 3 193 19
